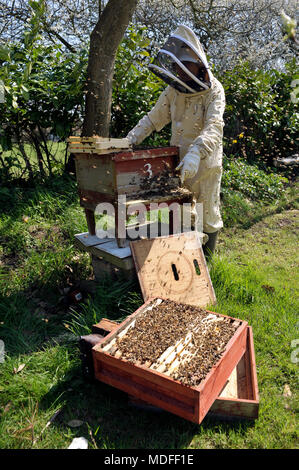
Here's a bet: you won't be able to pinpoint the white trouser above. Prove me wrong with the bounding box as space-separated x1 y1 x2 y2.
184 166 223 234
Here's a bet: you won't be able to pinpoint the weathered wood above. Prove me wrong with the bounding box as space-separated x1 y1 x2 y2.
84 208 96 236
111 147 178 162
73 146 190 245
88 318 259 420
92 318 119 336
91 255 135 280
68 136 130 150
75 154 115 197
74 233 134 271
79 333 105 381
74 232 113 248
92 298 248 424
209 327 259 420
130 232 216 308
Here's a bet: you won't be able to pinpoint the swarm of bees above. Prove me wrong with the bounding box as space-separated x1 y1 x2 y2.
107 299 240 387
130 170 191 199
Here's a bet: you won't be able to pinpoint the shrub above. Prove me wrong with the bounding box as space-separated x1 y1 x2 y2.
222 157 288 203
220 60 298 169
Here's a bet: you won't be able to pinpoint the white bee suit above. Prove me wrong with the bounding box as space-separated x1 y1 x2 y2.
127 25 225 234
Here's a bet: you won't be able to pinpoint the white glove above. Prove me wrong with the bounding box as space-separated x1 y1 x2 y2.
126 115 155 146
175 152 200 183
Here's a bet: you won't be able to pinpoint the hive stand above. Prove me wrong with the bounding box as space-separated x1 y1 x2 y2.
74 232 135 281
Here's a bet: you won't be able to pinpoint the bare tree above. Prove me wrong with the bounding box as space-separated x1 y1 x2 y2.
0 0 97 48
135 0 298 69
1 0 297 70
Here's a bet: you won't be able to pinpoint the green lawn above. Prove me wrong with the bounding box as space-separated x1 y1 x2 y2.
0 175 298 449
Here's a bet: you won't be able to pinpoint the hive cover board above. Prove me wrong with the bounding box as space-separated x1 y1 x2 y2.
130 232 216 308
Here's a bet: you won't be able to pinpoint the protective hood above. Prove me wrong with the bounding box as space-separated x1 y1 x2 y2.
149 24 212 94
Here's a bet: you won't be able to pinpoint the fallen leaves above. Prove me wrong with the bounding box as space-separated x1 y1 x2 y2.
261 284 275 294
3 402 12 414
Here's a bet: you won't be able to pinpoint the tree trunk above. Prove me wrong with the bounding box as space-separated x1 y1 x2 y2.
37 124 53 177
30 133 46 177
82 0 138 137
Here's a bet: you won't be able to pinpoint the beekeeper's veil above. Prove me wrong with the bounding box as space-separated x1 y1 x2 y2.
149 25 212 94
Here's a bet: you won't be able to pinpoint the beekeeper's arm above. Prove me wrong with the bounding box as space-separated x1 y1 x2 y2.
177 84 225 182
126 87 171 145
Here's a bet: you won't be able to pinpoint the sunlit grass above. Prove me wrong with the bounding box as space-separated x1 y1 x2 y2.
0 174 298 449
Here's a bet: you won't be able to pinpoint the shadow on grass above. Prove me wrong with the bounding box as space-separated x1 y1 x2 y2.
0 273 142 360
0 173 79 220
38 360 255 449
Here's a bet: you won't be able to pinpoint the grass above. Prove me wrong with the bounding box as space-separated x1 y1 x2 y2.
0 173 298 449
0 142 67 179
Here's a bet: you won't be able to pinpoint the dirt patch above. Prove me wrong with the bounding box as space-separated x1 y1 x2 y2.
253 210 298 232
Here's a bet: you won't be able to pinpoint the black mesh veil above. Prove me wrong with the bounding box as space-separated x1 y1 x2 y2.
149 35 211 93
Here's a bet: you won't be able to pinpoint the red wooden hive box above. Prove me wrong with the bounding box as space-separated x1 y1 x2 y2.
72 145 192 244
209 325 259 420
92 298 249 424
74 146 187 209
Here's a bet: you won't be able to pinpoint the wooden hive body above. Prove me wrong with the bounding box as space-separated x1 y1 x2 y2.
92 298 248 424
72 144 182 210
92 319 259 421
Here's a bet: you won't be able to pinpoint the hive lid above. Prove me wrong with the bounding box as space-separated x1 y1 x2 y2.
67 136 131 154
130 231 216 308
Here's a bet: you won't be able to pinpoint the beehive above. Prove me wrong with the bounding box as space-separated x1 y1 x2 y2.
68 137 193 245
91 318 259 421
92 298 248 424
69 138 190 209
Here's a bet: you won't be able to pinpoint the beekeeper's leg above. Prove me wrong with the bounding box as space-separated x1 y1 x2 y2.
190 167 223 255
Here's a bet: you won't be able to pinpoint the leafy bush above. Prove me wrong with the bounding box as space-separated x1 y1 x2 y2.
0 2 87 182
222 157 288 203
220 60 299 168
220 157 290 228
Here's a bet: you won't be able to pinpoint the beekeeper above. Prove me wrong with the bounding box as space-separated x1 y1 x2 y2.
126 24 225 257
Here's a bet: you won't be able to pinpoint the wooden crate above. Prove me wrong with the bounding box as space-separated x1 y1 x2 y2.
92 298 248 424
91 320 259 421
